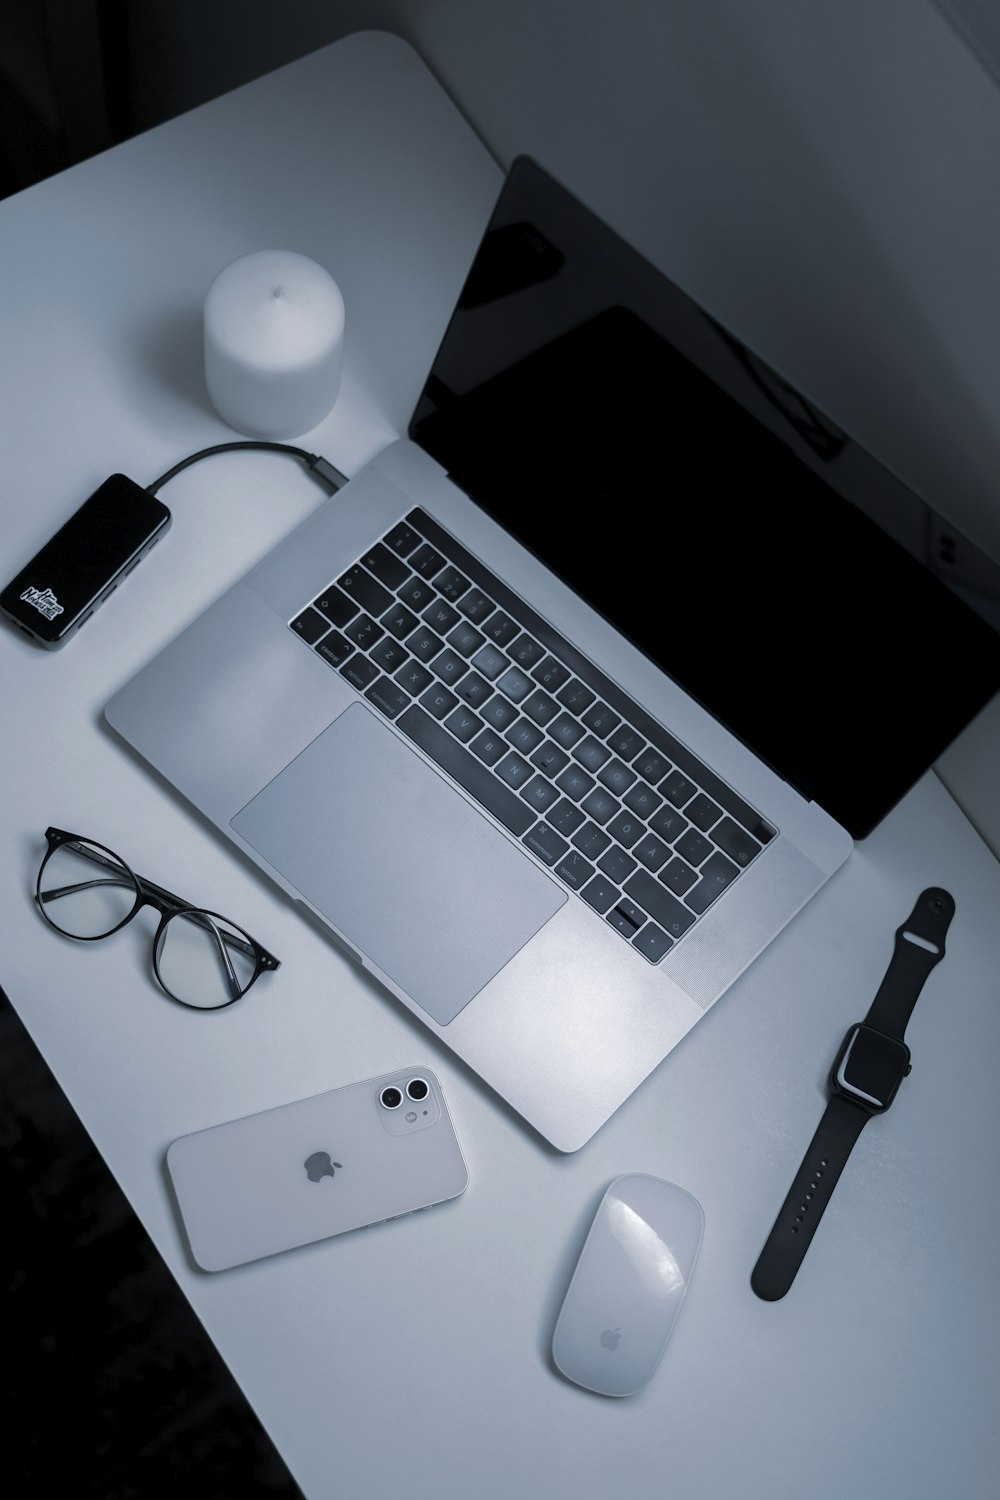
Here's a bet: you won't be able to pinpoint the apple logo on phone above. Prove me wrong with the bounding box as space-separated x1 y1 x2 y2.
600 1327 622 1351
304 1151 343 1183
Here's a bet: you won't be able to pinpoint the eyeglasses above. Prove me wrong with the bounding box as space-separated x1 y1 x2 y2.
35 827 280 1010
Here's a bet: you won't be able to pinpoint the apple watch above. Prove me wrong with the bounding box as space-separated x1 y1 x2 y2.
750 887 954 1301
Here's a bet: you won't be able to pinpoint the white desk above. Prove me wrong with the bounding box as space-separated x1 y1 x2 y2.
2 32 999 1500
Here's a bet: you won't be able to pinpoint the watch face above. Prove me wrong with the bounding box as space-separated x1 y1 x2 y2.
832 1024 910 1111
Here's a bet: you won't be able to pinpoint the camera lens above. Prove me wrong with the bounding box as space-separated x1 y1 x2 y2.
406 1077 429 1102
379 1086 403 1110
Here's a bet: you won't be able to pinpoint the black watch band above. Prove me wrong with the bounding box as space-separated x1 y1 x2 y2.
751 887 954 1301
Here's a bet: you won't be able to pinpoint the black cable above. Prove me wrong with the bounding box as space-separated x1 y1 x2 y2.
145 442 347 496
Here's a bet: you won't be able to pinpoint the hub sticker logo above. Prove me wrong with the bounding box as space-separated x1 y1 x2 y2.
20 585 64 621
304 1151 343 1183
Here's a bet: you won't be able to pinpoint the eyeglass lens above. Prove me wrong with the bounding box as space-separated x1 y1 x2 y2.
37 838 139 937
155 909 260 1009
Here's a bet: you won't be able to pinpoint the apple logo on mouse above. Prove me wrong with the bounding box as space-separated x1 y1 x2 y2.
600 1327 622 1351
304 1151 343 1183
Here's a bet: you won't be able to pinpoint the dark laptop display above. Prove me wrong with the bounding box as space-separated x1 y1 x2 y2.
411 156 1000 838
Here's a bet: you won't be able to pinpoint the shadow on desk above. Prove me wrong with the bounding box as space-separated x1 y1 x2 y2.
0 981 303 1500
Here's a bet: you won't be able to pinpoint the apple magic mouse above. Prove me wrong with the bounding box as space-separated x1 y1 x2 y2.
552 1173 704 1397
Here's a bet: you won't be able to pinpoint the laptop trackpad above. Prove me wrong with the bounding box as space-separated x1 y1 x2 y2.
231 703 566 1025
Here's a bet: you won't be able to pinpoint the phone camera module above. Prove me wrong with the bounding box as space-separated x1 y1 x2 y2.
406 1077 429 1102
379 1085 403 1110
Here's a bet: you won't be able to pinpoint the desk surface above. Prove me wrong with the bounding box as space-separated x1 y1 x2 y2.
2 32 999 1500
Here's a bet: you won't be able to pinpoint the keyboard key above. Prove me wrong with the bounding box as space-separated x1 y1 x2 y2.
290 607 329 645
420 683 459 720
521 775 559 814
522 822 569 866
481 695 518 732
340 656 380 692
531 740 570 777
608 726 644 761
506 718 545 755
660 857 697 896
456 671 493 708
633 833 670 872
345 613 384 651
632 923 673 963
483 611 519 648
684 851 740 914
555 763 594 801
581 787 620 825
598 758 636 796
422 598 461 635
662 770 697 808
522 688 558 727
581 701 621 739
397 705 534 837
711 817 762 867
497 665 532 701
311 587 357 628
381 602 420 641
509 634 546 670
447 621 486 657
599 846 637 884
472 644 510 681
607 811 643 848
633 747 670 783
496 751 533 789
397 576 436 612
406 625 444 662
686 792 723 832
532 655 571 692
623 871 697 940
549 713 585 750
555 851 595 890
370 637 408 673
444 705 484 743
649 805 689 843
623 780 662 819
395 660 434 696
607 898 646 939
573 735 610 773
547 798 585 836
458 587 494 624
364 676 410 719
470 727 507 766
557 679 596 715
315 630 353 667
409 543 445 579
572 821 612 859
385 521 421 557
675 829 713 867
581 875 619 915
360 542 409 590
432 648 467 686
338 565 393 616
436 565 470 603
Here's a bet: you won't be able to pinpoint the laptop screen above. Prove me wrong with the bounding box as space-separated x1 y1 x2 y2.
409 156 1000 838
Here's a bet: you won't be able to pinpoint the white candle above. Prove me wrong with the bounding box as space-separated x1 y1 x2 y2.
203 249 346 439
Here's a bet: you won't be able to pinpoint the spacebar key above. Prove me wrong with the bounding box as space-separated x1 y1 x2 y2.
397 705 535 837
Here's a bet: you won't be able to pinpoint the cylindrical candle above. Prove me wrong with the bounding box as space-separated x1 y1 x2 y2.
203 250 345 439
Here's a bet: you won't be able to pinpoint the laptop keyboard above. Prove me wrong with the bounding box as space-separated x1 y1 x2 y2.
289 507 775 965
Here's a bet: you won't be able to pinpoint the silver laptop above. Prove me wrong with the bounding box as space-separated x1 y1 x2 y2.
105 156 1000 1152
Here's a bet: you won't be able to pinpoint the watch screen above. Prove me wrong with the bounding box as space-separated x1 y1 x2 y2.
836 1026 909 1109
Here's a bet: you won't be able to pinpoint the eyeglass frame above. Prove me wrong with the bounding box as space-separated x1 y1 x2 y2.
35 827 281 1010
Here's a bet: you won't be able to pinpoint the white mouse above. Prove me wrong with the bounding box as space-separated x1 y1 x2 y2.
552 1173 704 1397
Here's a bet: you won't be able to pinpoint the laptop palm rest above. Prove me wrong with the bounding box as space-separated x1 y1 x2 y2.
231 703 566 1025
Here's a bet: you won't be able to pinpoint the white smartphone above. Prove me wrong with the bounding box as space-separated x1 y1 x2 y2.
166 1066 468 1271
